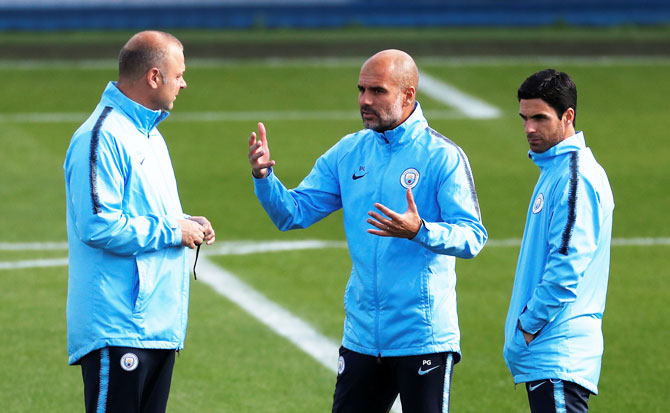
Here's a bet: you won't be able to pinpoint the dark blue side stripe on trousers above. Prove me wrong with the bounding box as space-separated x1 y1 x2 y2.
428 127 482 221
89 106 113 214
559 151 579 255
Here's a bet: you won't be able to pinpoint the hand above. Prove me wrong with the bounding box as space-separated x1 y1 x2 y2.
188 216 216 245
248 122 275 179
178 219 205 249
522 330 537 345
367 188 422 238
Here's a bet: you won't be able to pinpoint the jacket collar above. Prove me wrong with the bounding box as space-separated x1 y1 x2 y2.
373 102 427 147
529 131 585 167
100 81 170 135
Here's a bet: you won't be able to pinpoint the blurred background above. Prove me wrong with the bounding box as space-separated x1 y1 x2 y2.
1 1 668 412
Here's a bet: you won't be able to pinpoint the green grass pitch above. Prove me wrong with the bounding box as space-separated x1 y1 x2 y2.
1 29 669 412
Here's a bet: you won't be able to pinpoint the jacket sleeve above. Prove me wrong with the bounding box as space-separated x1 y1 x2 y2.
253 146 343 231
411 148 487 258
518 175 601 334
65 130 182 256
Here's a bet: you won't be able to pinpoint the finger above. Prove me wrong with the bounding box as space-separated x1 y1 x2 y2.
258 122 267 145
206 235 216 245
366 218 387 231
249 131 257 146
367 211 391 226
248 145 262 160
373 203 400 220
367 228 391 237
253 160 275 170
249 149 266 162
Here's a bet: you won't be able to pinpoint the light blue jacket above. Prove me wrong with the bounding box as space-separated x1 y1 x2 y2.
503 132 614 394
64 82 189 365
254 103 487 358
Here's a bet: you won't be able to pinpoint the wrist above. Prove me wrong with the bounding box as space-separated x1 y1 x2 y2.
252 169 267 179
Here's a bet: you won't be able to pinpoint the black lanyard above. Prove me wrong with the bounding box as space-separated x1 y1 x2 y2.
192 244 201 280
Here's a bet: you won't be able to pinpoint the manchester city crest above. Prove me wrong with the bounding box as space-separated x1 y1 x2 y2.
120 352 139 372
532 193 544 214
400 168 420 189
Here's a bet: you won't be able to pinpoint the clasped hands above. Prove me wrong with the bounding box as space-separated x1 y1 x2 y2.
178 216 216 249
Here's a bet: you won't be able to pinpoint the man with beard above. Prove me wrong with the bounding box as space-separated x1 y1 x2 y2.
503 69 614 412
247 49 487 412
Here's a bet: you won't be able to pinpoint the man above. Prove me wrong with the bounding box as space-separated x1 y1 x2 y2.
503 69 614 412
248 49 487 412
64 31 215 413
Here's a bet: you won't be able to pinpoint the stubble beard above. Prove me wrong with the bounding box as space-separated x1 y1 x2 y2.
361 95 404 133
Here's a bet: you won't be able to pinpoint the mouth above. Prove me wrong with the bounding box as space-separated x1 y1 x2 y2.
527 134 542 144
360 108 378 120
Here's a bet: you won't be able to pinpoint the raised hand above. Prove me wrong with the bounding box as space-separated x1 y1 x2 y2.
248 121 276 179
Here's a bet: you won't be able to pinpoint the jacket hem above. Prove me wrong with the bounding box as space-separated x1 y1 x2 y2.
513 372 598 395
68 338 183 365
342 339 461 361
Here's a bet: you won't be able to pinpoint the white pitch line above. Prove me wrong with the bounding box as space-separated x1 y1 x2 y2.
0 241 68 250
194 255 403 412
196 256 341 369
0 109 467 124
418 71 502 119
204 239 347 256
0 257 68 270
3 56 670 71
3 237 670 253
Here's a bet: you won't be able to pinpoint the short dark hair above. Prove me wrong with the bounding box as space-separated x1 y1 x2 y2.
118 32 182 81
118 45 167 81
518 69 577 127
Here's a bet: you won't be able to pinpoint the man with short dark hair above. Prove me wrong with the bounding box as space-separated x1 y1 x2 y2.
503 69 614 412
248 49 487 412
64 30 215 413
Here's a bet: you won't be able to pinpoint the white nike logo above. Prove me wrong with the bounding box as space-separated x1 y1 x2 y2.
529 381 547 391
418 365 440 376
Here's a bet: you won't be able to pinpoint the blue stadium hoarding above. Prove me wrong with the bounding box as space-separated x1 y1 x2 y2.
0 0 669 30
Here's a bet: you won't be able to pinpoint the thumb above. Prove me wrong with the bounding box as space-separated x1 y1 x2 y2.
406 188 417 212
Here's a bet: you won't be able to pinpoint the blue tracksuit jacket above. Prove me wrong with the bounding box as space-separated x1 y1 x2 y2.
503 132 614 394
254 103 487 359
64 82 189 364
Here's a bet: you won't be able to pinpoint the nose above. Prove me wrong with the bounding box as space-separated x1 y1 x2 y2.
359 91 371 107
524 120 535 134
180 78 187 89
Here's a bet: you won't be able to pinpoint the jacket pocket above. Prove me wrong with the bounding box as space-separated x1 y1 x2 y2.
132 256 143 314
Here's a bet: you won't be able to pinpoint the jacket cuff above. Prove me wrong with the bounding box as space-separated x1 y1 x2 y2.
166 216 183 247
409 219 429 244
252 167 273 181
518 312 543 335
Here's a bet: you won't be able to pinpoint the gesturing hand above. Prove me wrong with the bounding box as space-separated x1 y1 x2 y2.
248 121 275 179
367 188 422 239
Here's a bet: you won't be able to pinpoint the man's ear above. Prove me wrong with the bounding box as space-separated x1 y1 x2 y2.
403 86 416 107
145 68 161 89
563 107 575 127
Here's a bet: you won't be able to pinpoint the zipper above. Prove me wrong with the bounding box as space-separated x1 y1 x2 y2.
373 132 392 356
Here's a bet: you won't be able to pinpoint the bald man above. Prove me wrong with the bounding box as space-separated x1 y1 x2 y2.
64 31 214 413
248 49 487 412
